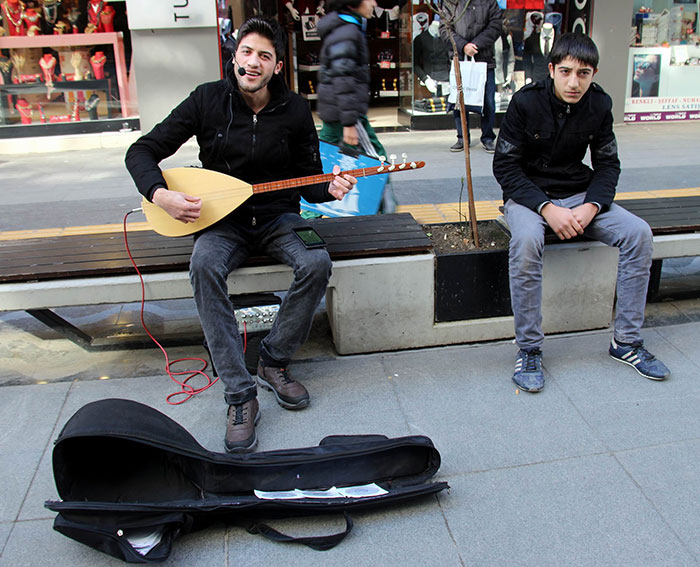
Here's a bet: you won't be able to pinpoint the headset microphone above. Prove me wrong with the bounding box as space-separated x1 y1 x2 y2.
237 64 246 76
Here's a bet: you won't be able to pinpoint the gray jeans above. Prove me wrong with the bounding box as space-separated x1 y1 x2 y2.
504 194 653 351
190 213 332 406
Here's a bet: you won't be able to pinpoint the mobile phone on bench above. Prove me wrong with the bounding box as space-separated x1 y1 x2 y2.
292 226 327 249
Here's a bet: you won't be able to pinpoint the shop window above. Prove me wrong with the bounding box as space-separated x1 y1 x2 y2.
0 0 137 138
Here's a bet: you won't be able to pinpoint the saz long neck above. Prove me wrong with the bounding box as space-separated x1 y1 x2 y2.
251 162 423 195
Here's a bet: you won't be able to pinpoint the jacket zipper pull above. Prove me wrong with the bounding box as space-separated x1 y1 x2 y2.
252 216 256 227
566 104 570 114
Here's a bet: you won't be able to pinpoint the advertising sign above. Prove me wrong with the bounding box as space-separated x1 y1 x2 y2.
624 46 700 122
125 0 217 30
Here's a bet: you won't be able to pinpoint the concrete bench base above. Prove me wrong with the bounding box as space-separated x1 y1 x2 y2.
2 233 698 355
327 241 619 354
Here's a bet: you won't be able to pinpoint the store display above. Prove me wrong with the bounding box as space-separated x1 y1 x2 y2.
24 4 40 35
523 21 554 83
38 51 55 89
1 0 27 36
65 5 79 33
84 91 98 119
413 96 448 113
413 16 450 96
89 49 104 78
625 2 700 123
10 50 23 78
85 0 112 33
41 0 60 33
14 96 31 122
0 55 13 83
0 0 134 133
69 50 83 79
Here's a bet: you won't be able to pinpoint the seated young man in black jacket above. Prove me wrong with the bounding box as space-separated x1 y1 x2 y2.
125 17 356 453
492 33 670 393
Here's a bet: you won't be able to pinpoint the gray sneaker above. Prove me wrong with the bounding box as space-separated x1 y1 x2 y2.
512 349 544 392
224 398 260 454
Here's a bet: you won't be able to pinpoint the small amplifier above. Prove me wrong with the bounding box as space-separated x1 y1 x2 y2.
233 304 280 334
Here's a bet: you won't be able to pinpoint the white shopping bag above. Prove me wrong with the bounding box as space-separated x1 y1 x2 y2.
448 57 487 110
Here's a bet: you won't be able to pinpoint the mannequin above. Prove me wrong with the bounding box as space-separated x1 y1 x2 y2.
2 0 27 36
85 92 99 120
15 98 32 124
66 6 80 33
39 53 56 85
283 0 323 21
523 10 543 41
413 17 450 97
99 2 114 32
70 51 84 80
494 18 515 92
0 55 13 85
523 21 553 84
90 50 106 79
85 0 105 33
412 11 428 39
41 0 61 34
23 2 41 35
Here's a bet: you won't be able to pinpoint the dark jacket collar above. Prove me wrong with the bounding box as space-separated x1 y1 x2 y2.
545 75 592 114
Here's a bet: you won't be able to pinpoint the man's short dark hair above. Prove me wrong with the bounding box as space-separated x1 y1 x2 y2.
549 32 599 69
326 0 364 13
236 17 286 62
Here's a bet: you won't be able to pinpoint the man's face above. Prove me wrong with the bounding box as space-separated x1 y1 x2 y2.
355 0 377 19
234 33 283 94
548 56 597 105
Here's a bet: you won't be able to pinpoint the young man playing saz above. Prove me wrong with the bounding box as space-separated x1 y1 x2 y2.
126 18 356 452
492 33 670 393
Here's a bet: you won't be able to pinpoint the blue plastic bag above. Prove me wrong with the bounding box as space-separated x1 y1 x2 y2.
300 142 389 217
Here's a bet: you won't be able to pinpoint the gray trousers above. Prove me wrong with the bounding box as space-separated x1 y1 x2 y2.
504 194 653 351
190 213 332 406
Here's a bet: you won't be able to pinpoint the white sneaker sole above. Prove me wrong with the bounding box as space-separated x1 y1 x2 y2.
609 354 668 381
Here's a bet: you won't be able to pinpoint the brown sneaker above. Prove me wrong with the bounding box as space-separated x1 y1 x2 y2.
224 398 260 454
257 362 310 410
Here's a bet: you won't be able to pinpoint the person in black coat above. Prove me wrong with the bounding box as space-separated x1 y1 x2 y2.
493 32 670 394
439 0 502 153
125 17 356 454
317 0 385 156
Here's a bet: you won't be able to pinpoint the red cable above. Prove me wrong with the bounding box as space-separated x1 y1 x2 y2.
123 211 221 405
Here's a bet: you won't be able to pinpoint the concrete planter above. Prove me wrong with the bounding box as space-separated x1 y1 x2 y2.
433 221 512 322
326 239 620 355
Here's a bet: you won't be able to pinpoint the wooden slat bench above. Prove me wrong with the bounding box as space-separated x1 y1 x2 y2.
0 214 432 352
504 195 700 301
618 196 700 301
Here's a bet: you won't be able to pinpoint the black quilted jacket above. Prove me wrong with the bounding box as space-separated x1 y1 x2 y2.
317 11 370 127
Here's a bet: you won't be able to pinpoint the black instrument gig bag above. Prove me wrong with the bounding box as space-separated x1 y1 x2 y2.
45 399 448 563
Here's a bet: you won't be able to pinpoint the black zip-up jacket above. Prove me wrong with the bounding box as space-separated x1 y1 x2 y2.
125 62 333 227
317 11 370 127
493 77 621 212
438 0 502 69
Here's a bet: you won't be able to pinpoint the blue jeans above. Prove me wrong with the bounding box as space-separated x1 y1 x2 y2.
505 195 653 350
454 67 496 144
190 213 332 406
